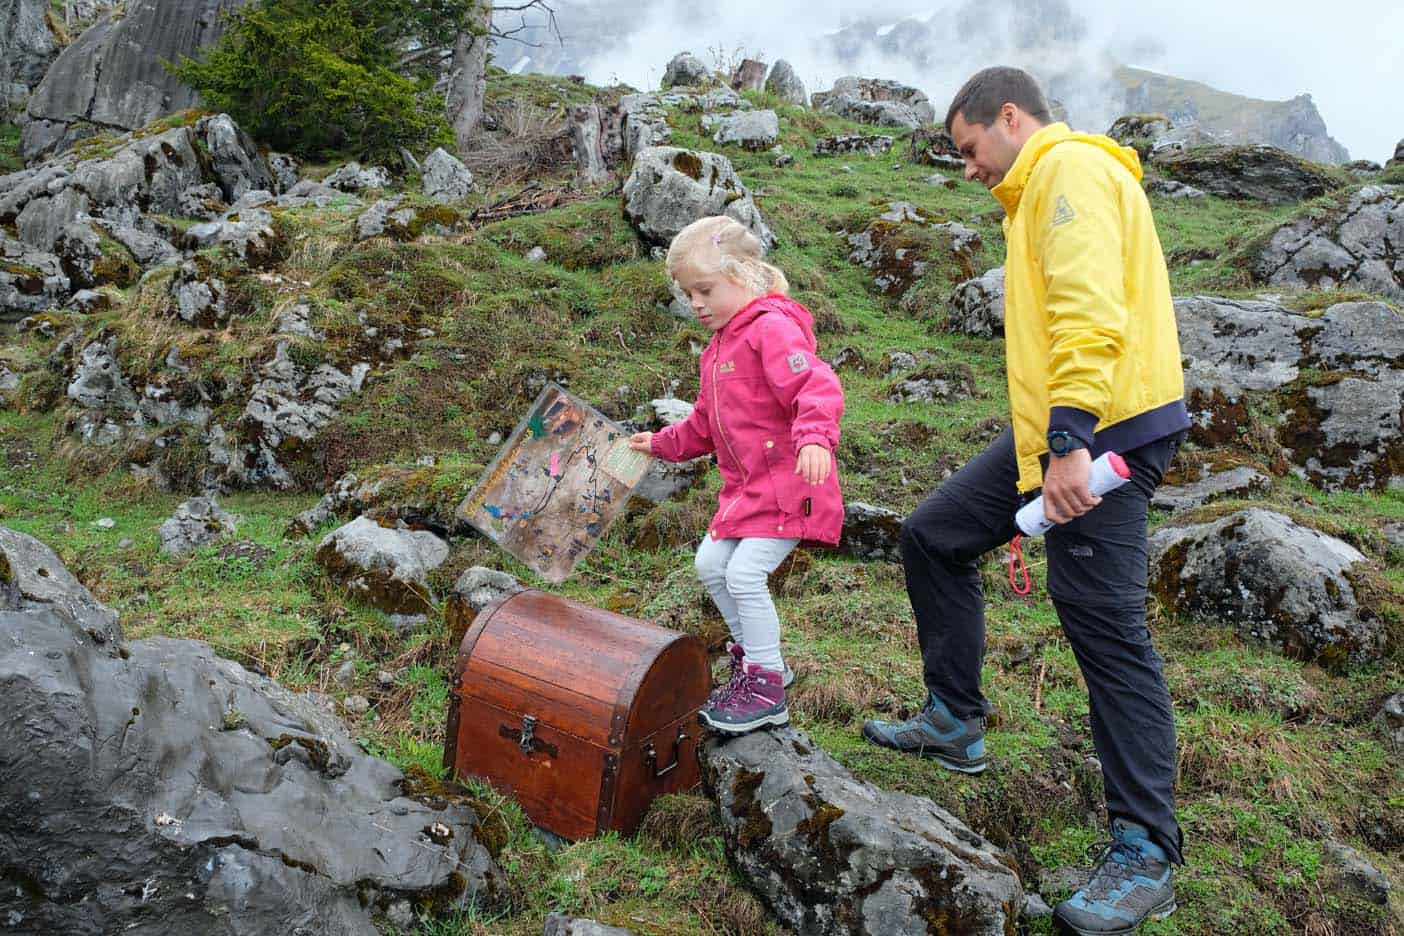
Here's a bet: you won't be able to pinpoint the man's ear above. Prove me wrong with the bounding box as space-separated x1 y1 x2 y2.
1000 102 1018 129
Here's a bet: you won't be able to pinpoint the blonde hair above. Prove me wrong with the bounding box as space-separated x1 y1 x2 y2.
666 215 789 297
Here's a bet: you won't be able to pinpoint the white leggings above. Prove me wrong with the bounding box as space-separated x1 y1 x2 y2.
694 535 799 671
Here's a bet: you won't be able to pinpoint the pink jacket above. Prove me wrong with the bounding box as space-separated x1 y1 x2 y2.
651 294 845 545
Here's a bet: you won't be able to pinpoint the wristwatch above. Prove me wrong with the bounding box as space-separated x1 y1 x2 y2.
1047 430 1087 457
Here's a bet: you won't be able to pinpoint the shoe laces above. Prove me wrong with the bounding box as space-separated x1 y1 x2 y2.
714 666 753 706
1082 840 1148 903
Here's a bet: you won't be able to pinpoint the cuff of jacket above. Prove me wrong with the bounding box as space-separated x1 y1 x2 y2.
1048 406 1098 448
794 433 834 451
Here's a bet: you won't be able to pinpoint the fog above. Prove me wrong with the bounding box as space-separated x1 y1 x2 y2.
537 0 1404 163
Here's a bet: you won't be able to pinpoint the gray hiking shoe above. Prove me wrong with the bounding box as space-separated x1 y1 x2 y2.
860 691 988 774
1053 819 1176 935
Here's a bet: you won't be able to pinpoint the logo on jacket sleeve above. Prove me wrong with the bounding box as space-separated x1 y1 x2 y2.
1051 194 1076 227
787 352 809 374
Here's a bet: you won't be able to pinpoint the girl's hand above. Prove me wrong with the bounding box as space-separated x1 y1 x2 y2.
795 444 830 485
628 431 654 453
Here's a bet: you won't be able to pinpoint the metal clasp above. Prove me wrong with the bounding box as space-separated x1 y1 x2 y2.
518 715 537 754
644 726 690 779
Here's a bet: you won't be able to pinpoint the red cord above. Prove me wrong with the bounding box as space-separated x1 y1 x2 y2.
1008 535 1032 595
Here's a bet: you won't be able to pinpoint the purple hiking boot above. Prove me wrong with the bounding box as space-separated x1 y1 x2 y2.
714 641 795 704
700 662 789 734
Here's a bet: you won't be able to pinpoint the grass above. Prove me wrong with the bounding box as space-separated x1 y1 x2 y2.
0 119 22 173
2 71 1402 935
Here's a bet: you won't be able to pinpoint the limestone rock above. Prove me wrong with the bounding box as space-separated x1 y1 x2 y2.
765 60 808 106
622 146 773 250
702 725 1023 934
813 77 935 129
1150 509 1386 669
0 525 121 643
159 496 239 557
837 502 902 562
451 566 525 615
1151 466 1271 512
1145 177 1207 199
316 516 449 615
197 113 275 202
710 110 779 151
169 258 229 326
0 233 70 316
422 147 474 204
661 52 710 89
814 135 894 158
66 336 137 412
544 915 636 936
948 267 1006 338
326 162 393 193
1153 144 1342 204
845 202 981 298
1254 184 1404 301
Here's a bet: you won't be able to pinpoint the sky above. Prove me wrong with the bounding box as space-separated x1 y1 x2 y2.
554 0 1404 163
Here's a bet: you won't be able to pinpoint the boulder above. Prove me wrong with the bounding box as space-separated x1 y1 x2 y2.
184 205 284 267
845 202 981 298
219 342 370 488
702 725 1023 934
661 52 710 89
159 495 239 556
698 87 748 113
1254 184 1404 301
947 267 1006 338
0 233 71 316
1152 144 1342 204
316 516 450 615
1149 509 1387 669
1322 842 1391 906
444 565 526 642
66 336 137 413
15 186 90 251
1150 466 1271 512
197 113 275 201
0 537 501 934
267 152 300 192
836 502 902 562
814 135 894 158
287 472 381 537
909 127 961 167
1375 693 1404 753
104 222 180 268
618 93 674 160
1144 177 1207 199
730 59 767 92
813 77 935 129
709 110 779 151
1106 113 1173 158
54 220 139 289
1389 138 1404 168
765 60 808 106
622 146 774 250
0 525 121 643
325 162 393 193
0 0 58 102
422 147 474 203
21 0 254 161
544 916 636 936
568 103 624 184
169 258 229 326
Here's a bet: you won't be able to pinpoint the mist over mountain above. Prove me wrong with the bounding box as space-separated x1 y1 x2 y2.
497 0 1403 163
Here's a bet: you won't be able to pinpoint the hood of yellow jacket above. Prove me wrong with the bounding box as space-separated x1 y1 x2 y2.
991 122 1143 218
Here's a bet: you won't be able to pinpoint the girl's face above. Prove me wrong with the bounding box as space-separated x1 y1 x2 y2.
674 269 755 332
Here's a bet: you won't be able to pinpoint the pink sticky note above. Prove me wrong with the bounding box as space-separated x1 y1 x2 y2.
549 452 560 477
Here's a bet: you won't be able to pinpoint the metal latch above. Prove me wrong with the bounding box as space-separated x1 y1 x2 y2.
499 715 558 758
518 715 537 754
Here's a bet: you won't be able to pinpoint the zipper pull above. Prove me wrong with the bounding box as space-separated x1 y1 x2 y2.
803 497 812 516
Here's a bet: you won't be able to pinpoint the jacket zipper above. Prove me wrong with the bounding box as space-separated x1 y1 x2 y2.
711 341 748 523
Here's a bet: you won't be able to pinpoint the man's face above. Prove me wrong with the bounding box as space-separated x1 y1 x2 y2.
950 108 1024 190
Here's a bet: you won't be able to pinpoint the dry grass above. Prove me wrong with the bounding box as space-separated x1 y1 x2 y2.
461 100 575 188
637 793 723 851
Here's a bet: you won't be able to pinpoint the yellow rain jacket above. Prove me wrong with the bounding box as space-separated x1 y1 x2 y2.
992 122 1189 493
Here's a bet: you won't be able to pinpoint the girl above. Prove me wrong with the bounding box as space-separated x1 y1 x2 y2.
629 215 844 735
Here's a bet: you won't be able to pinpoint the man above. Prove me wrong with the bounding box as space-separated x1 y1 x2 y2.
861 67 1189 935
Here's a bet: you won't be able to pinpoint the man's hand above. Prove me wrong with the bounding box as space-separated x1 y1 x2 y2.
795 444 831 485
1041 447 1099 524
628 431 654 453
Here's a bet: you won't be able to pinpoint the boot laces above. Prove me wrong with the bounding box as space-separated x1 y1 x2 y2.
1083 840 1148 902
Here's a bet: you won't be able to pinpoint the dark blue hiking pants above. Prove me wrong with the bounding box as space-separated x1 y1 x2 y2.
900 427 1186 864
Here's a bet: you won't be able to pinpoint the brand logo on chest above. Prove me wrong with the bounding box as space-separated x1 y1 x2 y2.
718 360 736 373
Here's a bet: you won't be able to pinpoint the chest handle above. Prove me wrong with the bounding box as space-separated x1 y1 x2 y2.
499 715 558 758
644 726 691 778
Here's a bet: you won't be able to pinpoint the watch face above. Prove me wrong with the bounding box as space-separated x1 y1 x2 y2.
1049 432 1069 454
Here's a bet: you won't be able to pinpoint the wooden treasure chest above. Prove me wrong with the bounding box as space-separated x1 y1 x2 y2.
443 590 710 840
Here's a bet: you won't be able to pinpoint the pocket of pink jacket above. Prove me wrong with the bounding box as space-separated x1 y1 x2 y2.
762 444 803 516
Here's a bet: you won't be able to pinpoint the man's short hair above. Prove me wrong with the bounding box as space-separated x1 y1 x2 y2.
945 67 1052 131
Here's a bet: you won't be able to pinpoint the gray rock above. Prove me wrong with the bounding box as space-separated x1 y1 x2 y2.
1389 138 1404 168
422 147 474 203
0 525 121 643
0 364 19 396
70 287 109 312
1023 893 1054 920
837 502 902 562
730 58 767 93
661 51 710 89
170 259 229 326
197 113 275 202
385 900 415 929
525 246 547 264
618 93 674 160
710 110 779 150
948 267 1006 338
356 195 407 240
622 146 774 251
0 0 58 99
179 180 229 220
1145 177 1207 199
67 336 137 412
813 135 895 157
159 496 239 557
1151 466 1272 511
326 162 392 193
388 613 426 638
104 223 179 267
276 302 323 339
1322 841 1390 905
267 152 300 192
702 725 1023 934
1106 113 1173 157
544 915 637 936
649 397 694 426
183 206 282 267
1153 145 1342 204
846 202 981 298
631 457 709 506
1375 693 1404 753
16 185 90 250
137 381 212 431
1254 185 1404 300
451 566 525 614
20 0 253 161
813 76 935 128
54 220 137 290
1284 370 1404 492
275 178 345 209
765 60 808 106
316 516 449 615
0 233 70 316
1149 509 1386 668
287 473 380 537
0 577 500 933
698 87 748 112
